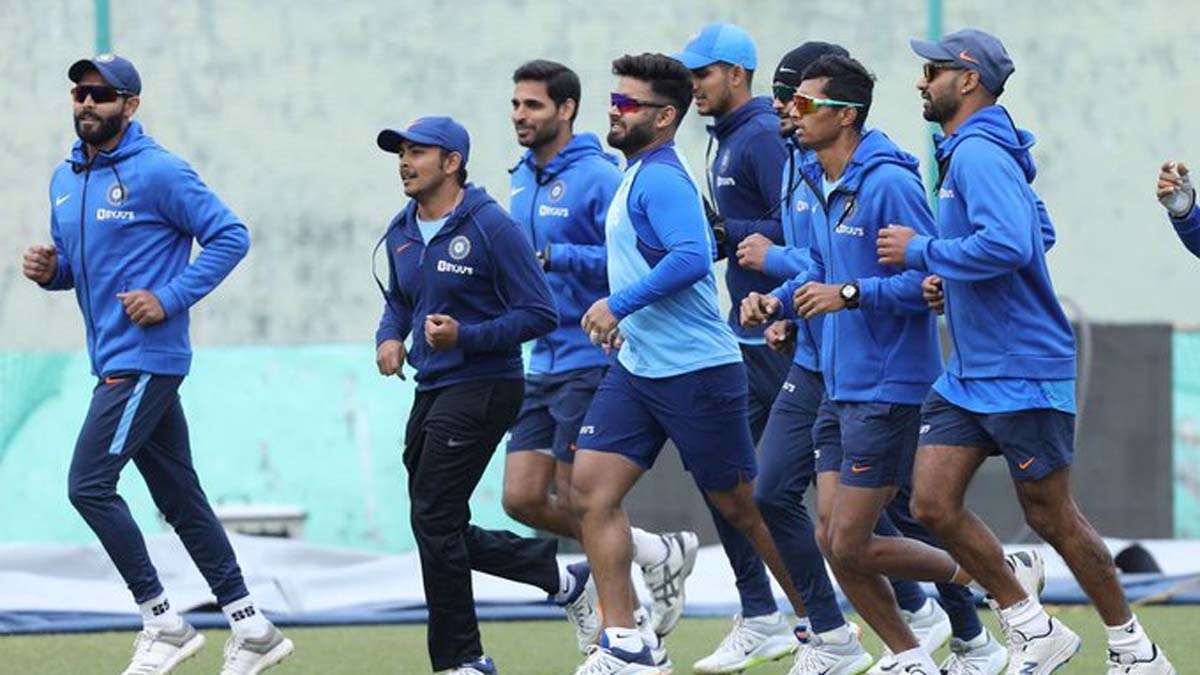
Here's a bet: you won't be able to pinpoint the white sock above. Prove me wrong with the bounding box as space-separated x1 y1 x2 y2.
999 596 1050 635
961 627 989 648
552 565 578 604
222 595 271 639
817 622 852 645
895 646 939 669
138 592 183 631
633 606 660 649
630 528 669 567
602 626 644 654
1106 614 1154 660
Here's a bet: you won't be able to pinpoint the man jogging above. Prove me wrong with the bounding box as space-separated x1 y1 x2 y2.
21 54 292 675
877 29 1176 673
374 116 591 674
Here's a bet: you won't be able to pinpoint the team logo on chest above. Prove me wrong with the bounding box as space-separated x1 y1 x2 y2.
448 235 471 260
548 180 567 202
106 182 127 206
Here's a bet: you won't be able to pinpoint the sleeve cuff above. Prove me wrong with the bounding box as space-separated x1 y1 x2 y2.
771 285 796 319
153 286 185 319
856 277 880 310
763 246 787 279
608 292 631 320
905 235 931 271
457 324 478 352
1171 204 1198 227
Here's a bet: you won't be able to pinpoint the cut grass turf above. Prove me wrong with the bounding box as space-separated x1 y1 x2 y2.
2 605 1195 674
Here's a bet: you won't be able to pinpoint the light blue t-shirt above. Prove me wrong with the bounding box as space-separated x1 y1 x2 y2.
822 175 842 201
417 215 449 244
933 372 1077 415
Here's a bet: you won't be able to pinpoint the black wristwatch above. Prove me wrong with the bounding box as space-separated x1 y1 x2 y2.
839 281 861 309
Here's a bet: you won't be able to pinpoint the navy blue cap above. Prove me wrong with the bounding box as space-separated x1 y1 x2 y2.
774 41 849 88
909 28 1014 95
672 22 757 71
377 116 471 165
69 53 142 94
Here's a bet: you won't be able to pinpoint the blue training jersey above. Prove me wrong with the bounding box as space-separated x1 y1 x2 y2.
606 141 742 378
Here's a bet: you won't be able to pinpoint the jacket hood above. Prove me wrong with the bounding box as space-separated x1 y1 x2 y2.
800 128 922 193
935 105 1037 182
511 132 620 183
710 96 776 139
397 184 496 240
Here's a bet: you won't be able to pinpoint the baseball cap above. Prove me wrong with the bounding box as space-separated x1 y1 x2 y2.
68 53 142 94
774 41 850 88
909 28 1014 95
377 116 471 165
672 22 757 71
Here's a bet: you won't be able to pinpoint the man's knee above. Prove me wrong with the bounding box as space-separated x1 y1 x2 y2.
829 526 870 571
502 484 544 525
911 488 956 533
67 477 108 512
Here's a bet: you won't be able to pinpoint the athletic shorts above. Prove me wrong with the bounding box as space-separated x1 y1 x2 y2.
917 391 1074 482
811 398 920 488
576 360 757 491
506 367 606 463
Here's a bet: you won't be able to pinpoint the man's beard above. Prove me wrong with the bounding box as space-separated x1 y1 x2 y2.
607 120 655 154
74 111 124 145
922 92 959 124
517 119 559 150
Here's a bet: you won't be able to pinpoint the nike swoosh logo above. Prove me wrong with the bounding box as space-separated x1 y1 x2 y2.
55 194 71 207
778 67 798 74
510 186 526 196
104 376 129 385
1018 457 1036 470
958 50 980 64
850 464 871 474
395 242 414 255
446 439 472 448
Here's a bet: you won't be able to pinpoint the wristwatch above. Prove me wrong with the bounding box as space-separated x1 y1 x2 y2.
839 281 861 309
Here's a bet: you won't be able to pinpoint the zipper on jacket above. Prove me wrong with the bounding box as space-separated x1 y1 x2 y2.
526 172 554 373
77 164 98 367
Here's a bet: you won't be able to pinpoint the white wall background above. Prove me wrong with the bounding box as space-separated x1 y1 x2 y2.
3 0 1199 350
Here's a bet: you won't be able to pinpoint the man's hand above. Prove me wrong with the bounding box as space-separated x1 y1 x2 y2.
877 224 917 267
740 291 780 328
922 275 945 315
581 298 620 346
793 282 846 319
425 314 460 351
764 320 795 352
22 245 57 285
376 339 406 378
1158 161 1195 217
735 233 773 271
116 290 166 327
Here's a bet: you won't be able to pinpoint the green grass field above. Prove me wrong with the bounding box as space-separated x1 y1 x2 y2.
3 605 1194 674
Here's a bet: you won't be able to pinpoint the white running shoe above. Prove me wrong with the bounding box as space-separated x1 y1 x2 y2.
1107 644 1177 674
121 621 206 675
219 624 295 675
561 562 601 653
940 633 1008 675
573 644 662 674
643 531 699 637
1005 616 1081 674
787 629 873 675
868 598 953 673
441 656 498 674
987 549 1047 639
693 612 798 673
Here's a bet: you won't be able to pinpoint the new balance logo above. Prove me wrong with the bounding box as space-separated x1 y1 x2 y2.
782 382 796 393
230 605 257 622
579 425 595 435
151 600 170 616
938 187 956 199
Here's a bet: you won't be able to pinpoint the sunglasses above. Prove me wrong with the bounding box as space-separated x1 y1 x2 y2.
772 83 797 104
71 85 130 104
923 62 965 82
791 92 866 117
610 92 668 114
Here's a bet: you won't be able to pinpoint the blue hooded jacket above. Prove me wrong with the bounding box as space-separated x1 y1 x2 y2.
761 138 821 371
771 129 942 404
905 106 1076 381
509 133 622 374
44 120 249 377
1169 205 1200 258
707 96 788 343
375 185 557 391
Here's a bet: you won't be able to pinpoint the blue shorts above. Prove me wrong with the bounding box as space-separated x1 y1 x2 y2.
576 360 757 491
811 398 920 488
812 396 843 475
917 391 1075 482
507 367 607 464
